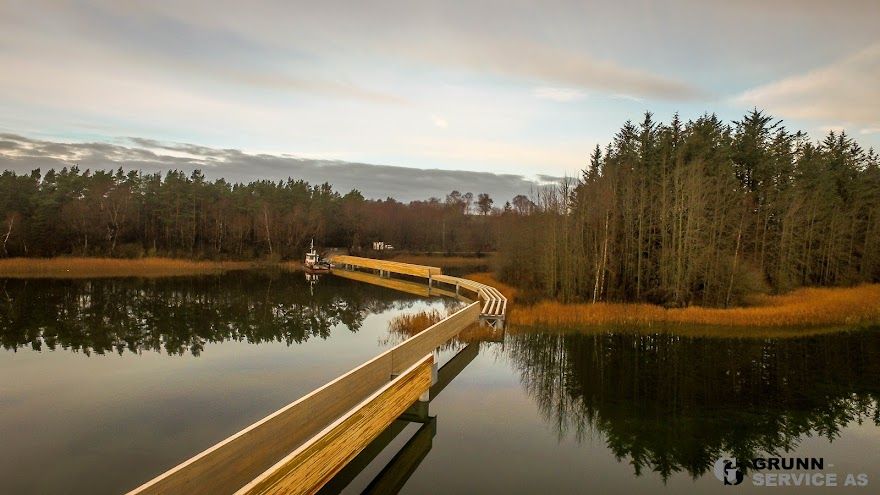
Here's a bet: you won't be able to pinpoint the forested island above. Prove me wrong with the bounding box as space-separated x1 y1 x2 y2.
2 111 879 312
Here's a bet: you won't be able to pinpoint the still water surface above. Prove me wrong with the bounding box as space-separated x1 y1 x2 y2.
1 271 878 494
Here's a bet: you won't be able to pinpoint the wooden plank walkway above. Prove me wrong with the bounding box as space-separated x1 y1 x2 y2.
236 357 434 495
328 255 507 328
330 255 441 278
128 256 506 495
431 274 507 320
322 343 477 493
321 342 478 494
128 301 481 495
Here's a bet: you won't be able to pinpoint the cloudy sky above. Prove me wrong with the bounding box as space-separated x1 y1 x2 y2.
1 0 878 201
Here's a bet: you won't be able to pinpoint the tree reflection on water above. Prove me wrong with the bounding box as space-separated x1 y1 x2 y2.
0 271 427 356
507 329 880 480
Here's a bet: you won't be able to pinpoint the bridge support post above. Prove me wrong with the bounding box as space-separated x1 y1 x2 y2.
431 349 439 385
420 348 440 402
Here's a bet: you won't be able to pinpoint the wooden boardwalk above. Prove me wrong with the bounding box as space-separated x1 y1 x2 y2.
330 255 507 329
127 257 506 495
330 255 441 279
431 274 507 326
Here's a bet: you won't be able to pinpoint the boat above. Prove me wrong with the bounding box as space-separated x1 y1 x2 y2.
303 239 331 272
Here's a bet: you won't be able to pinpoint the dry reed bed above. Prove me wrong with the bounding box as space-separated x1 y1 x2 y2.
387 308 494 347
465 272 880 329
0 257 257 278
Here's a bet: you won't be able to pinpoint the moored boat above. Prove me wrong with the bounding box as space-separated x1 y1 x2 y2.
304 239 331 272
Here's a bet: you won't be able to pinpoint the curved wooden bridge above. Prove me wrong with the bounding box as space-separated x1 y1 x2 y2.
331 255 507 329
431 274 507 327
128 256 507 495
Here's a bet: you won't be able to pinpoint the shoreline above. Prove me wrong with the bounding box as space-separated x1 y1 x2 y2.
465 272 880 330
0 257 266 278
3 257 877 330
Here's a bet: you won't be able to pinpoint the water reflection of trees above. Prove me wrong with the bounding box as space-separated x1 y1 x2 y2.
508 330 880 480
0 272 425 356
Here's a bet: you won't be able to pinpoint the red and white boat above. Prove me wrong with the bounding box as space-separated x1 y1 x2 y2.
303 239 331 272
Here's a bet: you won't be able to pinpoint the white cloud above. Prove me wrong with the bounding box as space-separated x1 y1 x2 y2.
407 35 701 101
610 93 644 103
533 87 585 102
0 133 546 202
736 43 880 127
35 1 703 102
860 127 880 135
412 135 587 175
432 116 448 128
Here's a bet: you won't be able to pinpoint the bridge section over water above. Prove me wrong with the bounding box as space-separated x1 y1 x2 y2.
330 255 507 329
128 257 507 495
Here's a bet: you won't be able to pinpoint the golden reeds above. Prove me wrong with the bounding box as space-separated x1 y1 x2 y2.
0 257 257 278
388 308 447 336
466 272 880 329
386 307 496 346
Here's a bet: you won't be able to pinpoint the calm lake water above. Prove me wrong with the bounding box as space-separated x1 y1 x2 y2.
1 271 878 494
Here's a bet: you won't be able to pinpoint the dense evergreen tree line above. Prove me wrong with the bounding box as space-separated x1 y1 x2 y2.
497 111 880 306
0 168 497 259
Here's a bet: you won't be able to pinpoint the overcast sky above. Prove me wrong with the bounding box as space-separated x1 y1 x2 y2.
1 1 878 201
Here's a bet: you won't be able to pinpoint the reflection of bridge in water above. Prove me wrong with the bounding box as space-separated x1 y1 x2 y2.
128 257 505 495
319 343 480 494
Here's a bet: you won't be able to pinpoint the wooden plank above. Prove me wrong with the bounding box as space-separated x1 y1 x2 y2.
236 356 434 495
432 274 506 317
321 344 478 493
127 353 394 495
429 274 453 284
486 298 498 316
329 255 441 278
315 419 410 495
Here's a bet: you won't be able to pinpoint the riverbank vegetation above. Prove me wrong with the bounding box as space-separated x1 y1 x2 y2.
386 307 493 346
0 257 255 278
467 272 880 329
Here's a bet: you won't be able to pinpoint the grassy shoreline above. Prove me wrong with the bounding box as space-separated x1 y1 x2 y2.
0 257 263 278
4 257 877 330
466 272 880 330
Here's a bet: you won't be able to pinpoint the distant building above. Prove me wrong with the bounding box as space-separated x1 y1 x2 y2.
372 241 394 251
